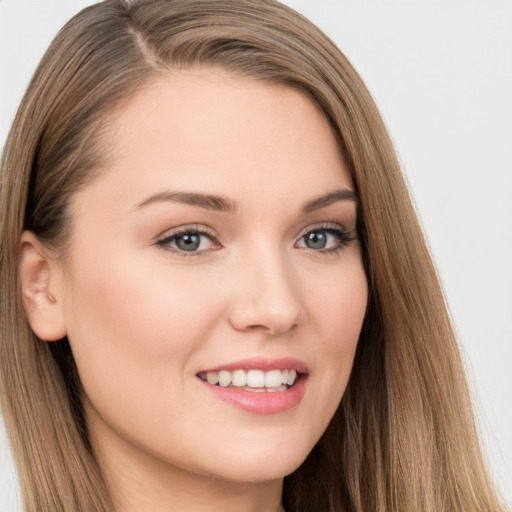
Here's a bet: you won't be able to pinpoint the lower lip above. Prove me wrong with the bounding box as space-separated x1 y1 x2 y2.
198 375 307 415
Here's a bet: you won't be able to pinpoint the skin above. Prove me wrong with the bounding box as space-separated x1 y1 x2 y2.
21 70 368 512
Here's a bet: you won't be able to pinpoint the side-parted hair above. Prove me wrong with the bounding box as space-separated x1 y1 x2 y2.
0 1 505 510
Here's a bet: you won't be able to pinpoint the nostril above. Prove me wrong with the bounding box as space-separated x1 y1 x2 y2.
227 264 307 334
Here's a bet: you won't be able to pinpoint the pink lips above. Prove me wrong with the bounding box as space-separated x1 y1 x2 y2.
200 357 309 374
197 357 309 415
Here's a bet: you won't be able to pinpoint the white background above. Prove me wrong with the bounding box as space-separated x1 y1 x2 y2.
1 1 511 510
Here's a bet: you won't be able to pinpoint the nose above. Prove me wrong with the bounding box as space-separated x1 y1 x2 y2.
227 247 307 336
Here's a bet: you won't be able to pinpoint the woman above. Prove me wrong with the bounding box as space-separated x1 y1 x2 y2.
0 0 506 511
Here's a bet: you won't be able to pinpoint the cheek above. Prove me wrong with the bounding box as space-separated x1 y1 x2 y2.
63 251 221 404
311 255 368 351
304 255 367 414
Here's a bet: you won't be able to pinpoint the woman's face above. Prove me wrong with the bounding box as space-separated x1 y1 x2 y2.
54 71 368 485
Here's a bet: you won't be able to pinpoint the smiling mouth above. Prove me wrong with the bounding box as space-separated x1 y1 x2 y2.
197 368 299 392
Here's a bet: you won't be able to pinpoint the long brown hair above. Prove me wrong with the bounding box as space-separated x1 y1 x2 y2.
0 1 505 510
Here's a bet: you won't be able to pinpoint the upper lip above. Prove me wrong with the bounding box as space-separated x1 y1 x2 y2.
199 357 309 374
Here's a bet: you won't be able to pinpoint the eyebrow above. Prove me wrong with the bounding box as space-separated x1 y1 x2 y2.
133 191 238 213
132 188 357 214
301 189 358 213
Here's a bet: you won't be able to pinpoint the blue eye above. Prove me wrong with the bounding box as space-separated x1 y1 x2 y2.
297 226 354 252
303 231 329 250
157 229 218 253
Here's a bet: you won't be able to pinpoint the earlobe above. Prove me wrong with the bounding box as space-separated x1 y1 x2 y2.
19 231 67 342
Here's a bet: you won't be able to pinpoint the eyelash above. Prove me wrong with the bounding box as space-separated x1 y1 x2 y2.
156 223 356 257
297 223 356 255
156 226 221 257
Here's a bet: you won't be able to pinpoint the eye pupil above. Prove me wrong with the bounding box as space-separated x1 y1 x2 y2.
305 231 327 249
176 233 201 251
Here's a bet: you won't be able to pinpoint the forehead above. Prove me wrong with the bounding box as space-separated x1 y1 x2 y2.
74 69 352 216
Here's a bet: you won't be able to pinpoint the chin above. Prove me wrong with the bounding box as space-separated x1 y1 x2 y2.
197 440 311 484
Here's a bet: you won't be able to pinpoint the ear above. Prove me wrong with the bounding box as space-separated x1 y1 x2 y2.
19 231 67 342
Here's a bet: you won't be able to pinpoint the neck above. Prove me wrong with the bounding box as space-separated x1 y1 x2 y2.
111 468 285 512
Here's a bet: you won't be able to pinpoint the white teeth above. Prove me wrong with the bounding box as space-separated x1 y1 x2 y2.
247 369 265 387
199 368 299 389
232 369 247 387
218 370 231 387
206 371 219 385
245 386 266 392
245 385 288 393
286 369 297 386
265 369 283 388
